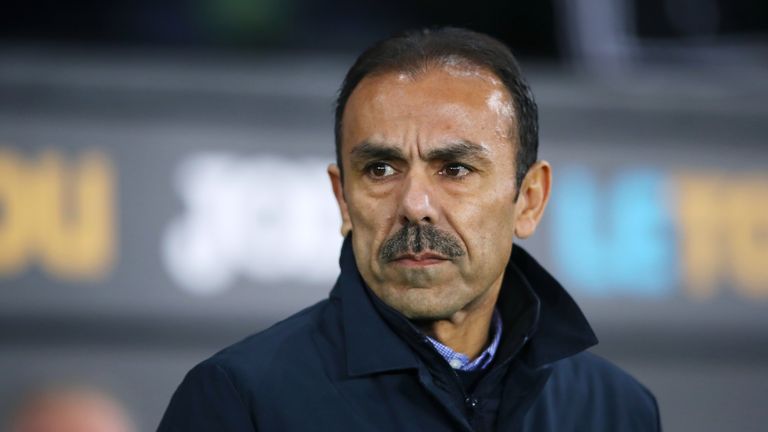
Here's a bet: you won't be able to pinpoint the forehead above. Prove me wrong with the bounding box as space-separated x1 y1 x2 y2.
341 65 516 154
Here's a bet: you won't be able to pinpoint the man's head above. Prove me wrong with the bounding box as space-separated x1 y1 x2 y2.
328 27 551 320
334 27 539 189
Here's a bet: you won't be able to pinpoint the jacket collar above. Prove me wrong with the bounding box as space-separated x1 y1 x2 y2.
509 246 598 367
330 235 421 376
329 235 598 377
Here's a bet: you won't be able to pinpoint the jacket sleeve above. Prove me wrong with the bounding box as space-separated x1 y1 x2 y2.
157 361 256 432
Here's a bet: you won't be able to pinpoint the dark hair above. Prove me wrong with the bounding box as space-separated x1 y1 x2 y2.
334 27 539 189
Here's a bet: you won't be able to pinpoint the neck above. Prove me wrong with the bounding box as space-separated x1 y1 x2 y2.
415 274 503 360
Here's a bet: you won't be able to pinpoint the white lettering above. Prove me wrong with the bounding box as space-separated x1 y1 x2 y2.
162 154 342 296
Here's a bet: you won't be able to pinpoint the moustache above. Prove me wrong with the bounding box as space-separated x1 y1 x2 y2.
379 223 465 262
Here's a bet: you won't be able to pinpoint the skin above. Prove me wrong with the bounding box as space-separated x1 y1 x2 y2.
10 387 135 432
329 64 551 359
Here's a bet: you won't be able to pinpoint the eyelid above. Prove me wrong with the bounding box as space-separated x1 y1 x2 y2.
363 161 399 179
362 160 396 170
448 161 473 169
439 162 474 178
444 161 474 170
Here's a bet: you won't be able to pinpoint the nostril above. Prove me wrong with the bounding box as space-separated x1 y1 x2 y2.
399 214 433 226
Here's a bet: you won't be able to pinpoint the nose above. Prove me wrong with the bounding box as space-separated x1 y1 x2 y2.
398 171 439 226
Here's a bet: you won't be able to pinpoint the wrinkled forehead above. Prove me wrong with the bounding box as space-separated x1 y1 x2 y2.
341 63 516 153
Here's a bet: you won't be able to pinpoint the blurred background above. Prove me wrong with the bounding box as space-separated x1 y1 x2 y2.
1 0 766 431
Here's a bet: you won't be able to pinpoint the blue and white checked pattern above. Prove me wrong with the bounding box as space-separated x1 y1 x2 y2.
426 309 503 371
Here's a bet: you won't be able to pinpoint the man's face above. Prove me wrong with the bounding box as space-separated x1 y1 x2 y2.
331 65 525 320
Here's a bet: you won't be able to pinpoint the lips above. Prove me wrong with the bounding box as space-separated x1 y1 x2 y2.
395 252 448 261
391 252 450 266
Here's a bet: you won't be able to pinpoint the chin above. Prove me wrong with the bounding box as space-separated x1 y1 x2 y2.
381 285 464 321
386 265 455 289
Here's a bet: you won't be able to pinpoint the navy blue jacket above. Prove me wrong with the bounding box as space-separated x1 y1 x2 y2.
158 237 661 431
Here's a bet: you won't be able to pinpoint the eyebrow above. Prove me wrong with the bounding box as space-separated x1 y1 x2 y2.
349 141 407 165
349 140 491 165
424 140 490 162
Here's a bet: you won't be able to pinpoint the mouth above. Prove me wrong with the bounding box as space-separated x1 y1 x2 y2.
390 252 450 267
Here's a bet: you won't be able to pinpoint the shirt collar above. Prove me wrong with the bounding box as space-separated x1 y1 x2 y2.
329 234 598 377
425 309 503 371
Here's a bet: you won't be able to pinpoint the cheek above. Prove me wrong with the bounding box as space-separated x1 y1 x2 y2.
348 191 393 231
347 190 399 248
452 184 517 259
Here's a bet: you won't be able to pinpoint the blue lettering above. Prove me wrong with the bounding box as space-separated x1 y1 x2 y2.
549 166 676 297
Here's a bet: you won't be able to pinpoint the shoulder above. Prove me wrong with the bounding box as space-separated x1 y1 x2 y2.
192 299 338 394
158 300 340 430
544 351 661 430
552 351 651 393
550 351 658 408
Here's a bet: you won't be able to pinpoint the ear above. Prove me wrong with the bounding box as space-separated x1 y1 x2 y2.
514 161 552 239
328 163 353 237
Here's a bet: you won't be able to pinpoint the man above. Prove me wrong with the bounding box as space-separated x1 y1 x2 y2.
158 27 660 431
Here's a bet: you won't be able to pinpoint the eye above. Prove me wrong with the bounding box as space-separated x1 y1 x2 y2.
439 163 472 178
365 162 397 178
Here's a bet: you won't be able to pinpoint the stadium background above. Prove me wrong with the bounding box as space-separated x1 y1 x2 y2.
1 1 767 430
